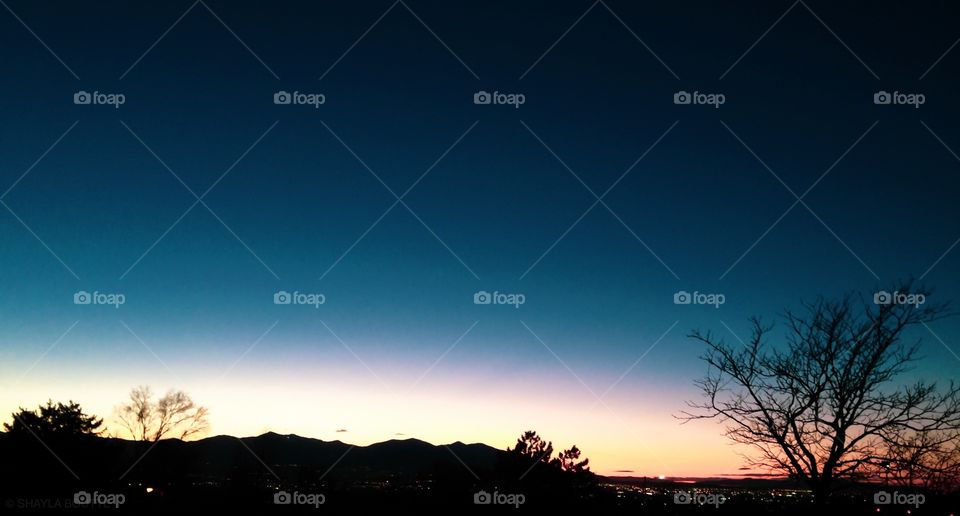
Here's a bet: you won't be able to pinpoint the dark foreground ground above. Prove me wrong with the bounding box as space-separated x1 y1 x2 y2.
2 432 956 513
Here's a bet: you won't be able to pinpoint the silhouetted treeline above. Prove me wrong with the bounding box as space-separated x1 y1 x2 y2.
0 416 608 509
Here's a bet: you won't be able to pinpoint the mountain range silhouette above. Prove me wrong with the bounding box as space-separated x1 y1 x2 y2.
0 431 550 509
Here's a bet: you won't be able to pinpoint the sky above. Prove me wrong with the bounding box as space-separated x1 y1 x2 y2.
1 0 959 477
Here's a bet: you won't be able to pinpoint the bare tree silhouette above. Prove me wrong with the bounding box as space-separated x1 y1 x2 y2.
880 428 960 491
115 386 209 441
680 283 960 503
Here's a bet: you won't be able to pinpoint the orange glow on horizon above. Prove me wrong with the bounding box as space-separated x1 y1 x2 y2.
1 359 749 477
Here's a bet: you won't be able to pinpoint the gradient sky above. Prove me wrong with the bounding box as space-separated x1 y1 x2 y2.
2 0 959 477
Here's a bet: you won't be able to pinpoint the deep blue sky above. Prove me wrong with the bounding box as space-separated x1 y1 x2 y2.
1 0 958 474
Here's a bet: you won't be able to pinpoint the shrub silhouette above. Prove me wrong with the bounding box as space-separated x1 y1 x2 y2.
494 430 599 504
4 399 102 438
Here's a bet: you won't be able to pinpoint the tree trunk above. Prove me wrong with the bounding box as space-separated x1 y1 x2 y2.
812 482 830 506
